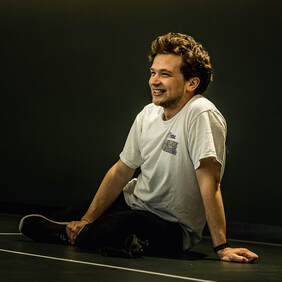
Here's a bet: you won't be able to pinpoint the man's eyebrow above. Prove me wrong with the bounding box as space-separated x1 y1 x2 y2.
149 67 173 73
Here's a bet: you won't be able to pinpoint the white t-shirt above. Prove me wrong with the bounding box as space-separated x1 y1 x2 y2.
120 94 227 250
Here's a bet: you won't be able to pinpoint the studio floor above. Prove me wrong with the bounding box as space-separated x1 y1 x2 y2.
1 213 281 282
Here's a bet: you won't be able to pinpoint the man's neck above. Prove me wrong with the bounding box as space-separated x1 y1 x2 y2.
163 94 194 121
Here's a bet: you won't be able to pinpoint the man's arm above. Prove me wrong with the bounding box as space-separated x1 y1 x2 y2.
195 157 259 263
66 159 135 244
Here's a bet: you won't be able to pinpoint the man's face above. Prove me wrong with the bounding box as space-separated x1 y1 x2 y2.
149 53 186 109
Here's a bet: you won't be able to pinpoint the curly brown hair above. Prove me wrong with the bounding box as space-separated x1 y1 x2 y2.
148 32 213 94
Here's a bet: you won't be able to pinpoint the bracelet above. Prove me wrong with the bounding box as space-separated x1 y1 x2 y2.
214 242 230 253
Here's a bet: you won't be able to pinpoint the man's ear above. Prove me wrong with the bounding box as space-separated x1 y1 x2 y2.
186 77 200 92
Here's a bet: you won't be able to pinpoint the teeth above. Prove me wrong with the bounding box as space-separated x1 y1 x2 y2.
153 89 165 93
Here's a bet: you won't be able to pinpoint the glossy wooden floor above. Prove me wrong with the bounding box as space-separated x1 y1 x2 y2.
1 214 281 282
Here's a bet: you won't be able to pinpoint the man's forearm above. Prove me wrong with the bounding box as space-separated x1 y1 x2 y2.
195 158 227 247
201 182 227 247
81 160 135 223
196 158 259 262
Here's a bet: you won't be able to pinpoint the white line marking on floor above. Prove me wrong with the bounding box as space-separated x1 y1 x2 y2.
0 248 215 282
0 233 22 235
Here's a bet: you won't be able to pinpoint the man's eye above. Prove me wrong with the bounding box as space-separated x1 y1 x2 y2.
161 73 170 76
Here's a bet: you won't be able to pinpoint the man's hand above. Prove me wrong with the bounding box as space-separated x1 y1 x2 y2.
66 220 88 245
217 247 259 263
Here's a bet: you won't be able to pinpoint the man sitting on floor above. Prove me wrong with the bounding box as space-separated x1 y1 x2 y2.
19 32 258 262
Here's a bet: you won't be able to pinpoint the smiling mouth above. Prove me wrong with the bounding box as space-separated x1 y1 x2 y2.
152 89 166 96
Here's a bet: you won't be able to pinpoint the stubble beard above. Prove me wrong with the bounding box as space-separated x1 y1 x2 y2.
153 95 182 109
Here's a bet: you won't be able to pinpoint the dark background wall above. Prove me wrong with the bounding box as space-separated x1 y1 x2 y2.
1 1 281 235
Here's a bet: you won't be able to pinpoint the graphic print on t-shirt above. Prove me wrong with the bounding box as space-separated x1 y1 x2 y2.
162 132 178 155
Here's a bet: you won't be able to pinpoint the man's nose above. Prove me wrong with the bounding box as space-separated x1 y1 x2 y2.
149 74 160 85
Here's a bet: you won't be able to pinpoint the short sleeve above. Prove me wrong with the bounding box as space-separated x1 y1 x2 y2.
119 115 143 169
188 110 227 175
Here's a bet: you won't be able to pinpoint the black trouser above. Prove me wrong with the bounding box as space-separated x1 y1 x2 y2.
72 193 183 257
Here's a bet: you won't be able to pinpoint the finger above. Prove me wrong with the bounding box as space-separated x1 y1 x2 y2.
65 228 71 240
73 222 85 233
67 222 76 231
245 253 259 262
70 223 79 232
66 222 84 244
237 249 259 261
71 226 84 244
70 232 76 245
72 227 82 238
66 230 74 244
222 253 248 263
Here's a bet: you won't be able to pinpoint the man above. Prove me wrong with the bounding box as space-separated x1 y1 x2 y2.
20 32 258 262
